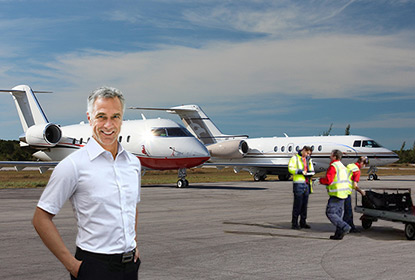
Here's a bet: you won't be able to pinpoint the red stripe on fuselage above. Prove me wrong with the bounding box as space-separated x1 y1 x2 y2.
137 156 210 170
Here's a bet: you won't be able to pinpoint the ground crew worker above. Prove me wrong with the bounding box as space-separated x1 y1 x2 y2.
343 156 368 233
288 146 315 229
319 149 351 240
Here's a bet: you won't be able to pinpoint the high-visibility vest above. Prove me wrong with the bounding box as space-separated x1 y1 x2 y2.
326 161 350 199
288 154 314 189
346 163 360 195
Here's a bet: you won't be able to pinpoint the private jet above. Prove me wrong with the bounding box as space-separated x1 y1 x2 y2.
132 104 399 181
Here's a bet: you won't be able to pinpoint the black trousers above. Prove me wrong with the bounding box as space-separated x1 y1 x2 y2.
70 247 140 280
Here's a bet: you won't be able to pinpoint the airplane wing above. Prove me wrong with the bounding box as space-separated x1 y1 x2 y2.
129 106 192 110
128 106 196 114
0 161 58 174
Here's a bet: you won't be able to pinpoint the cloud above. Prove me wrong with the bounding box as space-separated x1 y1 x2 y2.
41 32 415 106
352 112 415 129
182 0 359 35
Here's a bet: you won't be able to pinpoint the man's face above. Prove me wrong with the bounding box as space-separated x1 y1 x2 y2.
301 149 311 157
88 97 123 151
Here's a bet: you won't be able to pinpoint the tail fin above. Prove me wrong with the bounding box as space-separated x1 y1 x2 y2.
167 105 248 145
0 85 49 132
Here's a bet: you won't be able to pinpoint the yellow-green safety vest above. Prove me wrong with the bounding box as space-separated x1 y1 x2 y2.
326 161 350 199
346 163 360 195
288 154 314 192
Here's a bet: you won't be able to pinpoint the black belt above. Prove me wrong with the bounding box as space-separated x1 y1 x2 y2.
76 247 135 264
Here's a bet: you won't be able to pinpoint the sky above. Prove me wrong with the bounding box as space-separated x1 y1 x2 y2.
0 0 414 150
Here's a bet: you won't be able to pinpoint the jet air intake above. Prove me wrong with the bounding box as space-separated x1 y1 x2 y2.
207 140 248 159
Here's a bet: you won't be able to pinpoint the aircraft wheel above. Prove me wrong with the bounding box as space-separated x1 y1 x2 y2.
254 174 266 181
405 223 415 240
177 179 189 188
177 179 187 188
278 174 291 181
374 174 379 180
368 174 375 181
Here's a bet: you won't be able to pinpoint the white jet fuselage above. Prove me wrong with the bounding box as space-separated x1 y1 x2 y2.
209 135 398 173
33 118 210 170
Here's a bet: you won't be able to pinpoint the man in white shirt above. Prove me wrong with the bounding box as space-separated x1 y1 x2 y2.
32 87 141 279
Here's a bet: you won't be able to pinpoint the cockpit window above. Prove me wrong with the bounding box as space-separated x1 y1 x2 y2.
151 127 193 137
152 128 167 137
353 140 361 147
166 127 193 137
362 140 382 148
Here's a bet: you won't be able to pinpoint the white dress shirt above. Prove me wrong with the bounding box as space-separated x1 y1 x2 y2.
37 138 141 254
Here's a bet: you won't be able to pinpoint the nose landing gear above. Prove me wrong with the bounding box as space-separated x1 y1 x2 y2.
177 168 189 188
367 166 379 181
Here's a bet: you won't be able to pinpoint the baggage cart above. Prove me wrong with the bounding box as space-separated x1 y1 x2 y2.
354 187 415 240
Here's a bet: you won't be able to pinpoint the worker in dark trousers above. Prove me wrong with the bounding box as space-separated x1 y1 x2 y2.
319 150 351 240
344 156 368 233
288 146 315 229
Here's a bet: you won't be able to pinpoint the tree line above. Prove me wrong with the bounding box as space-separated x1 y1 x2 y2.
0 140 36 161
0 139 414 163
395 141 415 164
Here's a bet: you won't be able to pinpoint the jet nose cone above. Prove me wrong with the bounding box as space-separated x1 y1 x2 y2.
177 137 209 158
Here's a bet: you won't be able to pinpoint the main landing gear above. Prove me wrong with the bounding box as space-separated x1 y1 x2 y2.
252 173 291 181
254 173 267 181
177 168 189 188
278 174 291 181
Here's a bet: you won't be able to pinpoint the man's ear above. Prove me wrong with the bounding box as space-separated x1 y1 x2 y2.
87 112 92 124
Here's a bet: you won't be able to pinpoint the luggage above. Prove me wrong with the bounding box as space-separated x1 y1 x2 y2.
362 190 413 212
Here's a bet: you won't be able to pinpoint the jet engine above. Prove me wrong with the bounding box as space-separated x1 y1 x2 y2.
22 123 62 147
207 140 248 159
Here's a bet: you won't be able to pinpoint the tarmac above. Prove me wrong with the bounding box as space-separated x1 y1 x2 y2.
1 175 415 280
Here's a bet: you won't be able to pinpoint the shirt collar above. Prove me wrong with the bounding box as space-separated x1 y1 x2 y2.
86 137 126 161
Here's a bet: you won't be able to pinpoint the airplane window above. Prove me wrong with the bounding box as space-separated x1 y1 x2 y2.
166 127 193 137
72 139 76 145
274 146 278 152
353 140 361 147
362 140 382 148
127 136 130 143
296 146 300 152
80 138 83 144
281 146 285 152
152 127 193 137
288 146 292 152
119 136 122 142
152 128 167 137
318 145 322 151
311 145 314 151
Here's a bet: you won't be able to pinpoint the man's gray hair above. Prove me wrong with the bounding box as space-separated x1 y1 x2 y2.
87 86 125 116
